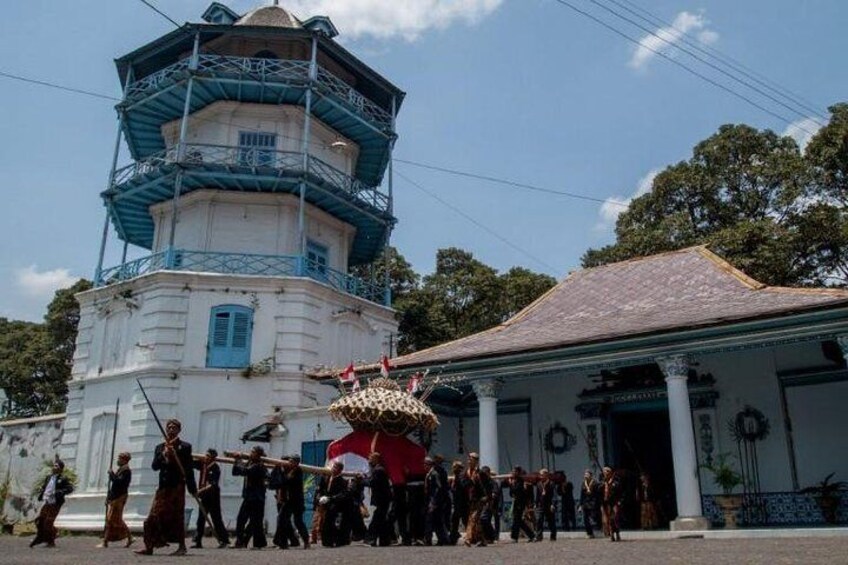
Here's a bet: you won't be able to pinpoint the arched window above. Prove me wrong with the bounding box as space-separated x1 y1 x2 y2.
206 305 253 368
253 49 279 60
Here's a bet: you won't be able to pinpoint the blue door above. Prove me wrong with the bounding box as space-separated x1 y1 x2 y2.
301 440 332 528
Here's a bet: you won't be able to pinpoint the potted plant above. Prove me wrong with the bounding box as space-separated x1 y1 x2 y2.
701 453 744 528
800 473 846 525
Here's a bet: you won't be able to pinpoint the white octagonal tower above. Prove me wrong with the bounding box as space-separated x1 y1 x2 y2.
58 1 403 529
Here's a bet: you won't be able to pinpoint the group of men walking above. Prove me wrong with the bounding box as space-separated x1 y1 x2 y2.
29 418 634 553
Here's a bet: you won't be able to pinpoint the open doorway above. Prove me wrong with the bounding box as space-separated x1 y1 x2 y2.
609 406 676 529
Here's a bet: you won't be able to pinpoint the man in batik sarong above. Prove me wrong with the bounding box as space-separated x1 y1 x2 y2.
135 419 197 556
98 452 133 548
30 459 74 548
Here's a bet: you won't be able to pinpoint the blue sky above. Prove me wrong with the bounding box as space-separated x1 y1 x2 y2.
1 0 846 321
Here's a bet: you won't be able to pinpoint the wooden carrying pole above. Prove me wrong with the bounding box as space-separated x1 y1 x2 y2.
205 451 335 477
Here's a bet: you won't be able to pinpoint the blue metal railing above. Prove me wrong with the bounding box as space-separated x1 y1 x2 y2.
110 142 390 213
95 249 389 305
123 54 393 130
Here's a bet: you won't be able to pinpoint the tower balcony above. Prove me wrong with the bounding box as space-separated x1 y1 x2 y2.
105 142 393 265
95 249 390 306
120 54 394 186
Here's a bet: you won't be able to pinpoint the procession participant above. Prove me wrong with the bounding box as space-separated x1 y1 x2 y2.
601 466 622 542
637 472 659 530
392 480 411 545
478 466 497 544
433 455 452 541
423 457 450 545
310 474 326 546
557 472 577 531
269 456 295 549
534 468 557 542
366 452 393 547
232 446 269 549
282 454 310 549
320 461 351 547
507 467 535 542
407 480 426 544
449 461 468 545
191 449 229 549
578 469 599 538
348 474 369 542
135 419 197 556
463 466 488 547
30 458 74 548
99 452 133 548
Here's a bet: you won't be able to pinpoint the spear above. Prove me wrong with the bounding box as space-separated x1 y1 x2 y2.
135 379 215 534
102 398 119 540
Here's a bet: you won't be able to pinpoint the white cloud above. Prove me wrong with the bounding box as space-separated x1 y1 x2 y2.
629 11 719 69
14 265 77 299
285 0 504 41
596 169 661 230
782 117 823 151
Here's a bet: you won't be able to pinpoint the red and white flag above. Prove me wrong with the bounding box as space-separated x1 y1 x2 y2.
380 354 391 379
340 363 359 391
406 373 422 395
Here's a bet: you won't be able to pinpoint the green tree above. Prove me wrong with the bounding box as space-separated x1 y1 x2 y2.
583 116 848 287
0 279 91 418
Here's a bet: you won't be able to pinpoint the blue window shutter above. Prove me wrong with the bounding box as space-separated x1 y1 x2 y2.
207 305 253 368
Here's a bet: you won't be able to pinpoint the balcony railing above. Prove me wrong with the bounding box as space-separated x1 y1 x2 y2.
96 249 390 305
123 54 393 130
110 142 390 212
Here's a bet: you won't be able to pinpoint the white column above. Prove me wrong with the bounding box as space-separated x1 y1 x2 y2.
657 355 710 531
473 378 502 473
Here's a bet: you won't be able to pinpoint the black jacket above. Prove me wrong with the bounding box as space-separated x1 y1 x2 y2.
536 480 556 509
233 460 268 502
37 474 74 507
579 479 599 509
152 439 197 495
318 474 349 509
107 465 132 501
425 467 448 505
193 460 222 502
508 476 530 510
368 464 392 507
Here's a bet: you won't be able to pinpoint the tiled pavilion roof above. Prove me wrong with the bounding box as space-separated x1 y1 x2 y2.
389 246 848 369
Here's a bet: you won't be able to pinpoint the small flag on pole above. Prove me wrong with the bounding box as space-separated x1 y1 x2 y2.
340 363 359 391
406 373 422 395
380 354 391 379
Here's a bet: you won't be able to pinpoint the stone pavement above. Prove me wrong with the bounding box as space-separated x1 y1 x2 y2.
2 535 846 565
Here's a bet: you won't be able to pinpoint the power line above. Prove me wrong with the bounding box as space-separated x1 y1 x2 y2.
137 0 181 27
394 158 627 207
550 0 819 136
585 0 824 129
395 170 562 274
0 70 120 102
610 0 827 121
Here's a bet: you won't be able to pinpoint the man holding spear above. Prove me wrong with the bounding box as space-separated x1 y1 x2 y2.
134 418 197 556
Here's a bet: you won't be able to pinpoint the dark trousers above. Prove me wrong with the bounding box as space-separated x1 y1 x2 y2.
535 506 556 540
273 503 295 548
510 507 535 540
235 499 266 548
349 504 368 541
393 486 410 544
321 504 350 547
368 503 392 546
194 494 229 546
561 500 576 531
582 505 595 536
480 506 496 542
424 501 450 545
289 507 309 545
450 504 467 544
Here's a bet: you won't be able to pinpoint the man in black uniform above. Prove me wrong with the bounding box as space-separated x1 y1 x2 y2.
449 461 467 544
423 457 450 545
281 454 310 548
534 468 557 542
319 461 351 547
508 466 536 542
601 466 622 542
579 469 599 538
192 449 229 549
135 419 197 556
233 446 269 549
367 452 393 546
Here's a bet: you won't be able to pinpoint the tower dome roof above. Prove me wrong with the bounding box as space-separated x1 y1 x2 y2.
235 5 301 28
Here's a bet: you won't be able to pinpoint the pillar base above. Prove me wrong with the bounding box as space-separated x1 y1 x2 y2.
670 516 711 531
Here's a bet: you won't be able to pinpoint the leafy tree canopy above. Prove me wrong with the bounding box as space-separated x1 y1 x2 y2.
0 279 91 419
583 105 848 287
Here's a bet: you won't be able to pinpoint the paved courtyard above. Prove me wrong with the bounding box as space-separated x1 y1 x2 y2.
1 535 845 565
